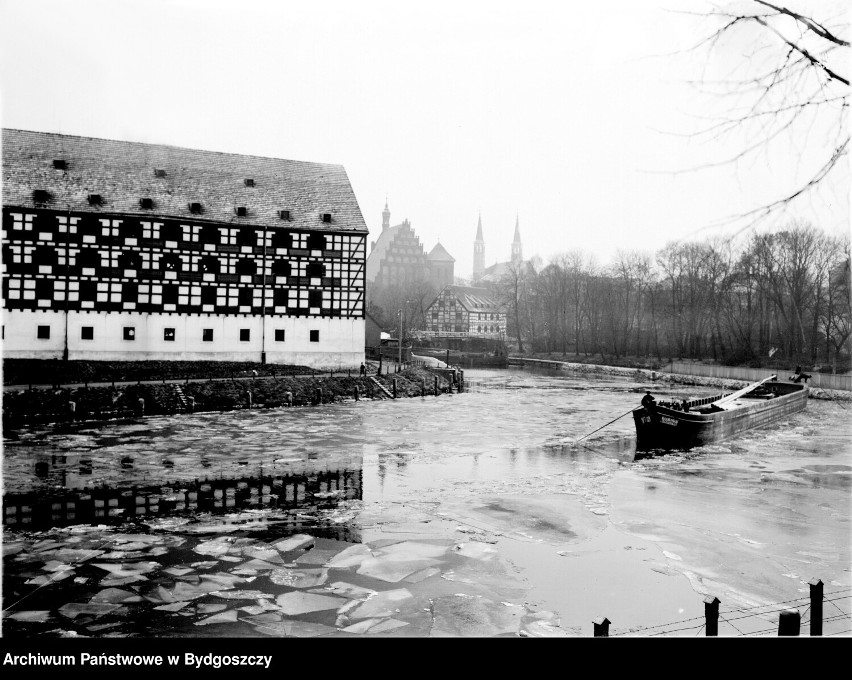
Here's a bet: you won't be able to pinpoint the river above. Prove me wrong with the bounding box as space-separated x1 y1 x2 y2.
2 367 850 637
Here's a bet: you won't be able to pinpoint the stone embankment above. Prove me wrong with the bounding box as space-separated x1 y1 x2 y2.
508 357 852 402
1 365 454 428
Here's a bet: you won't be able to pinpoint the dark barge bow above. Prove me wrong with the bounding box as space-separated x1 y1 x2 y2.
633 375 808 452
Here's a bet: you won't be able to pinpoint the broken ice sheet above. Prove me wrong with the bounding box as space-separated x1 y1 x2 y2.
193 538 235 556
368 618 410 634
347 588 414 620
269 568 328 588
274 591 347 616
153 601 191 612
285 621 338 638
453 542 498 561
26 570 74 585
58 602 124 620
211 590 274 600
163 567 194 577
271 534 314 553
197 603 227 614
194 609 238 625
325 544 372 568
90 588 145 604
356 556 441 583
320 582 377 600
92 561 160 577
431 595 524 637
294 549 340 566
5 610 51 623
242 546 285 564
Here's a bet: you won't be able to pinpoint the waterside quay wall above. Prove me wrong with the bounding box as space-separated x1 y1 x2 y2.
507 357 852 396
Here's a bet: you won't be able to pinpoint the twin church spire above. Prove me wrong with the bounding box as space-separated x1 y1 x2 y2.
473 212 522 280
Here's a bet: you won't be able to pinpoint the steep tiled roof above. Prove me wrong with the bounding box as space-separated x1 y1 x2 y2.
1 129 368 233
427 242 455 262
437 285 503 313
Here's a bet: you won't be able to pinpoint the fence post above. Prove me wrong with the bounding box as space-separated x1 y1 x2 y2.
703 596 720 636
808 578 823 636
392 379 397 399
592 617 610 637
778 609 801 636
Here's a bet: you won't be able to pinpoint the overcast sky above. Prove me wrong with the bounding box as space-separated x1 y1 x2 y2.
1 0 848 278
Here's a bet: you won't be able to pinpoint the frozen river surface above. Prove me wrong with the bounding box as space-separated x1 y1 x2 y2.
2 367 850 637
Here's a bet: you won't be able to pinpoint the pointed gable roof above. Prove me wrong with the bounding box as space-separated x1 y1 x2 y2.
427 242 455 262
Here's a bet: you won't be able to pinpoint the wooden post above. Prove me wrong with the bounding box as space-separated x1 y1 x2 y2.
808 578 823 636
246 390 252 409
592 617 610 637
187 396 195 412
353 386 359 401
314 388 322 405
703 596 720 636
392 379 397 399
421 378 425 396
778 609 801 636
458 369 464 392
434 375 439 396
446 349 450 366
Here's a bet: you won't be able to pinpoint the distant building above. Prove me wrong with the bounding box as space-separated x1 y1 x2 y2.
1 129 368 367
472 214 525 284
366 201 454 306
424 285 506 339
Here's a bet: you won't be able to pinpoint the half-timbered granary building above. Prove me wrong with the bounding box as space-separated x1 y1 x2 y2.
1 129 368 368
424 285 506 340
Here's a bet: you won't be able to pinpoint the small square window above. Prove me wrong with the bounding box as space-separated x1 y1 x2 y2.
123 326 135 341
164 328 176 342
321 213 332 223
275 329 285 342
53 159 67 170
244 178 255 187
240 329 250 342
37 325 50 339
235 206 247 217
81 326 94 340
155 169 167 178
140 197 154 210
310 330 319 342
203 328 214 342
189 202 203 214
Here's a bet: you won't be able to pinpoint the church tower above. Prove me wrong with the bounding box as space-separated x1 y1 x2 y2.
511 214 523 265
473 213 485 280
382 198 391 231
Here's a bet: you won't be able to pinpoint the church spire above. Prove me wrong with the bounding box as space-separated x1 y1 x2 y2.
382 197 390 231
473 212 485 280
511 213 522 265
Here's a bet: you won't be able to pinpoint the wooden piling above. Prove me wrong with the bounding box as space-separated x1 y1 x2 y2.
353 386 359 401
703 596 720 636
392 379 397 399
778 609 801 636
434 375 439 396
314 388 322 405
809 578 823 636
592 617 610 637
246 390 252 409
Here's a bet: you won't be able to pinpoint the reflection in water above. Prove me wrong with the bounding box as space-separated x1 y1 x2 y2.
3 465 362 530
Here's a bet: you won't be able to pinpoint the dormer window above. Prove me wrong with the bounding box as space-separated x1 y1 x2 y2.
53 159 67 170
322 213 332 223
154 169 167 178
279 210 291 221
139 198 154 210
189 202 203 214
235 206 247 217
87 194 103 206
32 189 51 204
244 179 255 187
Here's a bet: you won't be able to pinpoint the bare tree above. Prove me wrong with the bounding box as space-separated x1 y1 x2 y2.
682 0 848 230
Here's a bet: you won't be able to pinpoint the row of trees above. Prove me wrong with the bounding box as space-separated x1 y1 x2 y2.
494 223 850 371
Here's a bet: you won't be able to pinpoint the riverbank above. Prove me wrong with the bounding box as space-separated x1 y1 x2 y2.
507 356 852 402
1 365 455 429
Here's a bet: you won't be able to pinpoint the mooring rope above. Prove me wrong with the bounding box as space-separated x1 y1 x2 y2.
573 407 636 444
